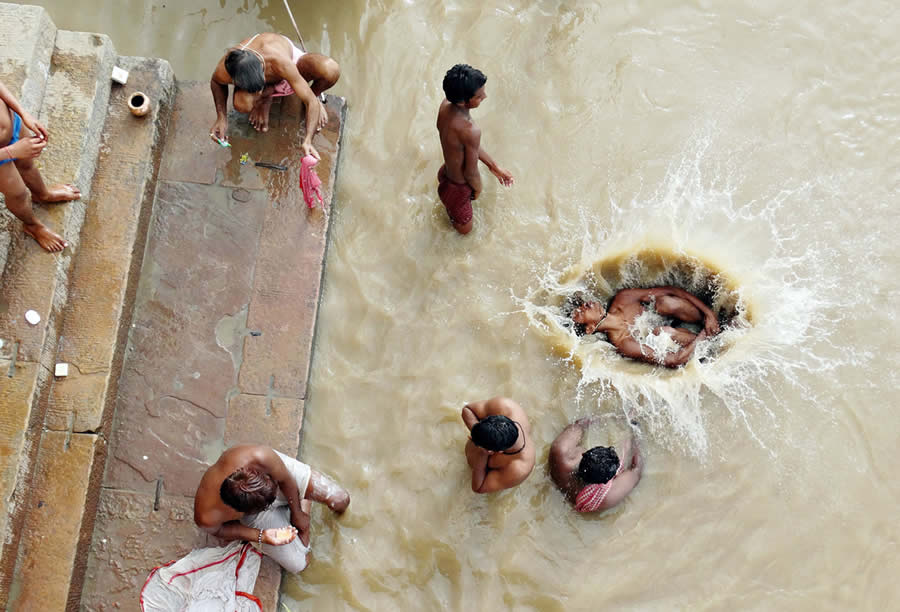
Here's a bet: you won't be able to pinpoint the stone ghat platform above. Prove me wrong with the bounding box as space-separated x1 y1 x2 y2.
0 4 345 609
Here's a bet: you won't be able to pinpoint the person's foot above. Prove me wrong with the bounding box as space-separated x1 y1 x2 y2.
317 99 328 131
23 222 67 252
249 96 273 132
32 183 80 203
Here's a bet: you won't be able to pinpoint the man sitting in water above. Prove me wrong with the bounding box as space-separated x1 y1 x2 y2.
0 79 81 252
210 32 340 159
436 64 514 235
462 397 535 493
549 418 643 512
569 286 721 368
194 444 350 573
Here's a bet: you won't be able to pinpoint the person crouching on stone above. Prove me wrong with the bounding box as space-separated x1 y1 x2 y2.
0 79 80 252
194 444 349 573
462 397 535 493
549 418 643 512
210 32 340 159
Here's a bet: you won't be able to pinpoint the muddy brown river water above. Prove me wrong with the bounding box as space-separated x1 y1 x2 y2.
24 1 900 610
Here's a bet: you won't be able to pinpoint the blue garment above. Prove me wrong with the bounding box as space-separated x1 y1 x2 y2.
0 111 22 166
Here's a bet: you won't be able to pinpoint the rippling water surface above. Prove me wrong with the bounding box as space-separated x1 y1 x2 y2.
29 1 900 609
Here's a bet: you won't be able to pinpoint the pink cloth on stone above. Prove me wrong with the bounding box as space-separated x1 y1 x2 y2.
300 154 323 208
573 461 625 513
271 80 295 97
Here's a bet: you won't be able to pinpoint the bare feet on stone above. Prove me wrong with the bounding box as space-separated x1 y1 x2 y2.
249 97 273 132
32 183 81 203
317 99 328 131
23 222 67 252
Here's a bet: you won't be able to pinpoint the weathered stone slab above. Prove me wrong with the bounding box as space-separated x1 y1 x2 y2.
88 80 346 612
46 57 175 433
0 360 40 545
104 180 267 496
238 96 344 399
6 431 98 611
0 31 116 366
225 394 304 456
80 489 212 611
0 3 55 112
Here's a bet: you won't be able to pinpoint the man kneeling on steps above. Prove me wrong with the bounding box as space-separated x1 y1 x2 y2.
194 444 350 573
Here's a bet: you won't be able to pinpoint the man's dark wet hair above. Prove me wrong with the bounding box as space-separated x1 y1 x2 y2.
225 49 265 93
578 446 620 484
220 467 277 512
443 64 487 104
471 415 519 451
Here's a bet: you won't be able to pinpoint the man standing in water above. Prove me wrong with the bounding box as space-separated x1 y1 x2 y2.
462 397 535 493
436 64 513 234
570 286 721 368
210 33 341 158
194 444 350 573
549 418 643 512
0 80 81 252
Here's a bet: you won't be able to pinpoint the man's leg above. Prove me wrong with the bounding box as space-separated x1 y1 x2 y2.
0 160 67 252
241 504 310 574
655 295 702 323
298 54 340 129
303 469 350 513
14 155 80 203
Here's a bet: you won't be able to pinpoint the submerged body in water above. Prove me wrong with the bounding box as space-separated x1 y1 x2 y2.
570 286 721 368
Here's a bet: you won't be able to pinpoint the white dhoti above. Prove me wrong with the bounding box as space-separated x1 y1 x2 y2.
240 450 312 574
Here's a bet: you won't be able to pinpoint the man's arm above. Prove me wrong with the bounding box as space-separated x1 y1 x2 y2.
597 466 642 510
254 447 307 535
465 440 490 492
462 126 483 199
210 64 230 141
478 149 514 186
461 404 479 431
283 65 322 159
0 80 48 141
612 334 699 368
660 331 705 368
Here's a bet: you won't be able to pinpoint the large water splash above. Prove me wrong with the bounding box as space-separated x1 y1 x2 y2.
514 133 868 457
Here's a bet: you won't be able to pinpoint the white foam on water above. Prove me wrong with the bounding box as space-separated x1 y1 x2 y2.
512 130 871 458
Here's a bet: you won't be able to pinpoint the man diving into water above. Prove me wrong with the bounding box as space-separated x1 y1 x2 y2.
210 32 340 158
462 397 535 493
570 286 721 368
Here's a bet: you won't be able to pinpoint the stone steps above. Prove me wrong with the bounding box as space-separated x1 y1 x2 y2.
5 57 176 610
0 4 175 607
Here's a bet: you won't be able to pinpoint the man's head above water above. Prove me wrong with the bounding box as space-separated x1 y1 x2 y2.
225 49 265 93
219 466 277 513
471 414 519 452
443 64 487 107
577 446 620 484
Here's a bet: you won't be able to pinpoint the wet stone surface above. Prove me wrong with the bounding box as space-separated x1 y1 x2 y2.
82 80 345 608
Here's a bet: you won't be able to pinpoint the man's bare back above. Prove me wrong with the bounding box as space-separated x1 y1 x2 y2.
571 286 721 368
462 397 535 493
194 444 349 548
